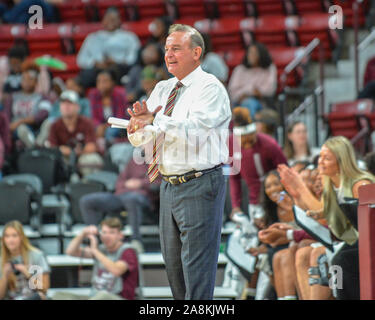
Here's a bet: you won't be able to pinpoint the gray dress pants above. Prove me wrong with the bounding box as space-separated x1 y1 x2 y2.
159 167 226 300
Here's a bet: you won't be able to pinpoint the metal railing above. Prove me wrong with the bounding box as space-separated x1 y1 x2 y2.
353 0 374 95
278 38 325 147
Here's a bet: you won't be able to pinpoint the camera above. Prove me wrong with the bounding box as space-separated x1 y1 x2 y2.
10 260 21 276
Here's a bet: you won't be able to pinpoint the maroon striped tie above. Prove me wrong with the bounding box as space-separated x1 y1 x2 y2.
148 81 183 182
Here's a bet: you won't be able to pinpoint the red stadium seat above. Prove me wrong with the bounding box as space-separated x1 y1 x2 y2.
50 54 80 81
251 0 287 16
325 99 374 153
332 0 368 27
73 23 103 52
195 18 243 52
241 15 299 47
292 0 328 15
295 13 338 60
174 17 202 27
269 46 305 90
0 25 27 56
125 0 167 20
26 23 74 56
211 0 248 18
169 0 208 20
330 99 374 114
56 0 96 23
121 20 152 44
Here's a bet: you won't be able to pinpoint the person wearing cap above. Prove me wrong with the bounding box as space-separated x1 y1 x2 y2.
229 107 287 222
125 24 231 300
47 90 103 177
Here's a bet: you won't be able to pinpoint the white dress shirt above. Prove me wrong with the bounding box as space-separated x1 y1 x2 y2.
77 29 141 69
129 65 232 176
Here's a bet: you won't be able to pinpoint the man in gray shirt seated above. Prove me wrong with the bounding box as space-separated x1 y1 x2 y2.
77 7 141 88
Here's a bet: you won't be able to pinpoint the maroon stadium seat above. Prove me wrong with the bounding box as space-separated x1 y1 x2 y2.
0 24 27 56
26 23 73 56
241 15 299 48
170 0 208 20
251 0 288 16
121 19 152 44
56 0 96 23
295 13 338 60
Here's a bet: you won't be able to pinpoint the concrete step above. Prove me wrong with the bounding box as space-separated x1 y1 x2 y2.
323 77 356 112
337 59 355 77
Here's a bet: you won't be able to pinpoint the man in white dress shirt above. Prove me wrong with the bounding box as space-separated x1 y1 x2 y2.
127 24 231 300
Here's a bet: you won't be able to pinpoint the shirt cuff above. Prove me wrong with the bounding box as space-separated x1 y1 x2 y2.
286 229 294 241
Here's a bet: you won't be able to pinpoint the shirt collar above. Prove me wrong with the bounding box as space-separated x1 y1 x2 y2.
176 65 203 88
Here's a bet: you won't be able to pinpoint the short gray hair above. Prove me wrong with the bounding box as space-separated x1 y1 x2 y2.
168 24 205 60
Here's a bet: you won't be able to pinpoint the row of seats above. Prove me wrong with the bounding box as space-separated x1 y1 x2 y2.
325 98 375 154
0 12 338 59
54 0 367 26
0 19 153 56
185 13 338 58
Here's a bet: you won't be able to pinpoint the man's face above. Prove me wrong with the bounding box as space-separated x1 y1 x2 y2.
236 132 257 149
100 225 123 250
102 12 121 32
60 100 79 118
164 31 201 80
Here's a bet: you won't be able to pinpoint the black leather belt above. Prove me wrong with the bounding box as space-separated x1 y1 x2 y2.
162 165 221 185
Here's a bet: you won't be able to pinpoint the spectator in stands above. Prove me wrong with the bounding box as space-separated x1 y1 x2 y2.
290 160 310 174
0 45 28 100
0 111 11 178
54 217 139 300
283 121 320 166
47 90 103 177
0 220 50 300
360 80 375 100
125 42 168 104
228 42 277 119
77 7 141 88
80 156 160 254
201 33 228 83
260 167 325 300
49 76 91 120
254 108 279 138
8 66 52 149
247 170 297 299
279 136 375 299
88 69 129 149
147 16 172 52
37 76 91 147
0 0 58 24
229 107 287 222
138 65 165 102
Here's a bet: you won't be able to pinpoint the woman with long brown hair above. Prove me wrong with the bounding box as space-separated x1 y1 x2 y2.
0 220 50 300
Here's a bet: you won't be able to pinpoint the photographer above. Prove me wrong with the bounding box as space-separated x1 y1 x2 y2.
53 217 138 300
0 221 50 300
